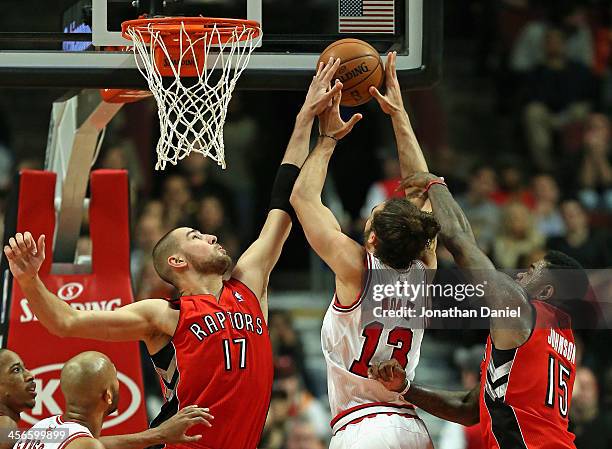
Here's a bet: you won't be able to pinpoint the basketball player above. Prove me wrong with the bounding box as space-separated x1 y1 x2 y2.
12 351 212 449
369 171 588 449
290 52 438 449
3 57 345 449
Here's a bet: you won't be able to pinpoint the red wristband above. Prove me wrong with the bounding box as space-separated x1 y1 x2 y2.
423 177 446 193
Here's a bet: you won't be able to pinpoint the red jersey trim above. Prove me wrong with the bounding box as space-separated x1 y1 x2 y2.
57 433 93 449
335 412 418 433
330 402 416 428
332 253 372 313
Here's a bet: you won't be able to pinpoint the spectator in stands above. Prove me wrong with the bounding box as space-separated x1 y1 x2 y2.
161 174 194 230
532 173 565 238
570 367 612 449
457 165 500 253
577 114 612 210
260 389 290 449
180 154 234 220
359 152 403 220
547 199 612 268
511 3 593 74
492 201 544 268
490 163 535 208
284 417 326 449
523 27 595 171
131 210 165 292
194 194 240 259
274 357 330 442
438 345 484 449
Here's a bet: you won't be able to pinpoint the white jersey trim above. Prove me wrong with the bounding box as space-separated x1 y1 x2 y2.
331 402 418 434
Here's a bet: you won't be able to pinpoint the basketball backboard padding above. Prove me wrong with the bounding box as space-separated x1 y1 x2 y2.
0 0 442 91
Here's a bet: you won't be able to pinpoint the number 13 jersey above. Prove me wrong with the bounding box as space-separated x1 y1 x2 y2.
321 252 428 434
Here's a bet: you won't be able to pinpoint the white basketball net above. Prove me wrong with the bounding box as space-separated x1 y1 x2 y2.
126 21 261 170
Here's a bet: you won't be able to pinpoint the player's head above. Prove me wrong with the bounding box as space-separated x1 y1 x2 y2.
0 349 36 414
60 352 119 418
516 250 589 303
152 227 232 287
364 198 440 269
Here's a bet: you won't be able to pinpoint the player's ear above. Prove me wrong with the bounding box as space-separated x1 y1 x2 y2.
367 231 377 247
103 388 112 405
536 284 554 301
168 255 187 269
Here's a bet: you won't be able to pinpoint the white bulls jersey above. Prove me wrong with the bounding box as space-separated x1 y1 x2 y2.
14 415 94 449
322 252 429 435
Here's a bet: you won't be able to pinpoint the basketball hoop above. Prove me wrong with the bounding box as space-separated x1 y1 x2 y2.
122 17 262 170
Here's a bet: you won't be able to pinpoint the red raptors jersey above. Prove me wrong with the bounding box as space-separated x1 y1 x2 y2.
150 278 273 449
480 300 577 449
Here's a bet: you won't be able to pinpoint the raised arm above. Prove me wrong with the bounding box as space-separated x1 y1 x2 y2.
368 359 479 426
370 52 428 178
370 52 436 268
232 58 344 308
400 173 533 349
4 233 173 350
290 92 365 306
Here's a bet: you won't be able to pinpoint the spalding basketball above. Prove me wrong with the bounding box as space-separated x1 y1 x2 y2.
318 38 384 107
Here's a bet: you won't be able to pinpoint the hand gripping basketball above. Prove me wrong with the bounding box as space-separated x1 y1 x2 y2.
303 57 344 118
4 232 46 283
369 51 405 116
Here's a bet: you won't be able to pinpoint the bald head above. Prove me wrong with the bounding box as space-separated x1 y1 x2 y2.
152 228 181 285
61 352 119 415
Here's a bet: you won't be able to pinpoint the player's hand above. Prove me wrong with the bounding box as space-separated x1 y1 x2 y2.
4 232 45 283
369 51 404 116
318 91 363 140
368 359 408 393
303 57 344 118
156 405 214 444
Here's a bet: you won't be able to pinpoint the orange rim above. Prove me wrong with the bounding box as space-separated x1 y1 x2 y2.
122 16 261 45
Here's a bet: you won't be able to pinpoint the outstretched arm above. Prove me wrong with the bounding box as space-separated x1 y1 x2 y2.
371 52 428 179
233 58 344 311
370 52 436 268
100 406 213 449
368 359 480 426
290 92 364 306
400 173 534 349
4 232 173 349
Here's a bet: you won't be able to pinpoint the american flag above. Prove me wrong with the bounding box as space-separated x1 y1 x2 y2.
339 0 395 34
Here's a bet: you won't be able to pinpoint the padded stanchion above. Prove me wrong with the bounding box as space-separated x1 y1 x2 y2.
5 169 148 435
15 170 56 275
90 169 131 276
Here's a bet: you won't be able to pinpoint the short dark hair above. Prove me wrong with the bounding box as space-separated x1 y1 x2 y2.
544 250 589 301
152 229 180 285
371 198 440 269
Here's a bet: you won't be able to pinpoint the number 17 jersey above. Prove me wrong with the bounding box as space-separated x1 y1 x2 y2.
321 252 428 434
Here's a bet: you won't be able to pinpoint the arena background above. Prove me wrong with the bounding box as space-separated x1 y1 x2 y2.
0 1 611 448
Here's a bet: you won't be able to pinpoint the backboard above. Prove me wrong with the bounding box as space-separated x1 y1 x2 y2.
0 0 442 90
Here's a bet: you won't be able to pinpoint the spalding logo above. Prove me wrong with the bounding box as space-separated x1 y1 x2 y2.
57 283 84 301
22 364 142 429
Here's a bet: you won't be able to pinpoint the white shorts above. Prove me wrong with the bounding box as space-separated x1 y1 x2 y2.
329 414 434 449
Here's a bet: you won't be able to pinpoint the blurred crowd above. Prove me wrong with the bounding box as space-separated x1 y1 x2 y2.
0 0 611 447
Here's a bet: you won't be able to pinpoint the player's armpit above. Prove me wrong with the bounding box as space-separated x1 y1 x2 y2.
64 437 105 449
233 209 292 300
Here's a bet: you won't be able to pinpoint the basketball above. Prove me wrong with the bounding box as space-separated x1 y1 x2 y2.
317 38 384 107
